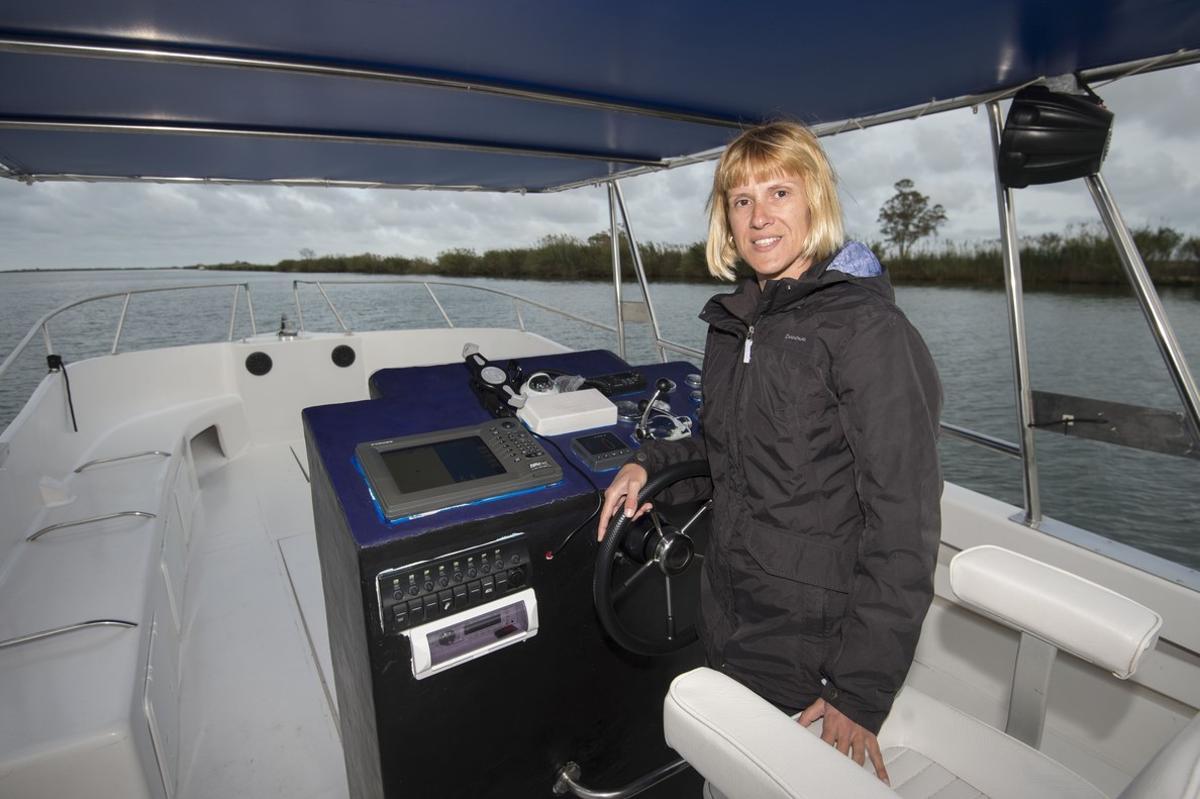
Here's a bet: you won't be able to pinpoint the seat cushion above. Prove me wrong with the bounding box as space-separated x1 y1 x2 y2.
665 668 1107 799
878 686 1106 799
1117 712 1200 799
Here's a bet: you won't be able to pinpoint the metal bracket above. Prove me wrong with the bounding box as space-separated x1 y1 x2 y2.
1005 631 1058 749
1031 390 1199 459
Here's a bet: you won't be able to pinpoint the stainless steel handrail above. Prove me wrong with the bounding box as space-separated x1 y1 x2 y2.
654 341 1018 458
28 510 157 542
940 423 1021 458
655 339 703 360
0 282 258 384
552 759 691 799
75 450 171 473
291 279 617 337
0 619 137 651
3 276 1018 467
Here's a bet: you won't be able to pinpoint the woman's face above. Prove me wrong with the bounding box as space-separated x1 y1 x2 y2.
726 173 813 284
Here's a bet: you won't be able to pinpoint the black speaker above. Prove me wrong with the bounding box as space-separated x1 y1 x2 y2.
998 85 1113 189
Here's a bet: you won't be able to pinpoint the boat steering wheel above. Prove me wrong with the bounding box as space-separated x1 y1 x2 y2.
593 460 712 656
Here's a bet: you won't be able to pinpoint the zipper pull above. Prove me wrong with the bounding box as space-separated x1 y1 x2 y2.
743 325 755 363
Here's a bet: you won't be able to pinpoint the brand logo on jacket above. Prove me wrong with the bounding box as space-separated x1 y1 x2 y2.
784 334 807 343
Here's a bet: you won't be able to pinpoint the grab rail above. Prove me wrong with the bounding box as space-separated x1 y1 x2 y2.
27 510 157 542
940 422 1021 458
0 619 137 651
291 278 617 337
75 450 171 473
553 759 691 799
2 278 1018 465
0 282 258 384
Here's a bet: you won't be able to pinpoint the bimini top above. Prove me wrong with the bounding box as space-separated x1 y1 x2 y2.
0 1 1197 192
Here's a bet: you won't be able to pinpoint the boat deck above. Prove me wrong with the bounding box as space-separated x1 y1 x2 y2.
178 438 346 799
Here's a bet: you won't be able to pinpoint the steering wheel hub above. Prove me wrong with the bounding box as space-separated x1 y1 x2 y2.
655 533 694 576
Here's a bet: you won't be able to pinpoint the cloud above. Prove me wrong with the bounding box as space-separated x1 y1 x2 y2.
0 64 1196 270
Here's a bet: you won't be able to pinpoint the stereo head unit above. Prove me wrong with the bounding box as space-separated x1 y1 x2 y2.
355 420 563 520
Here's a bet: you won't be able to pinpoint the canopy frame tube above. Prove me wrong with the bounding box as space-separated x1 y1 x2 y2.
608 184 626 360
612 181 668 363
987 100 1041 525
1085 174 1200 438
0 34 742 130
0 117 667 168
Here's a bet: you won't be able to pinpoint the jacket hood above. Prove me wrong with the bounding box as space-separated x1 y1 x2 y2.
700 242 893 329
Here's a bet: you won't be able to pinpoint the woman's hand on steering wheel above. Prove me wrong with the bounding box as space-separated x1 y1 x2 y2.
597 462 652 541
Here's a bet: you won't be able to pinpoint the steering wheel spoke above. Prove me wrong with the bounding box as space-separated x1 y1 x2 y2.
677 499 712 538
613 557 657 603
664 574 675 641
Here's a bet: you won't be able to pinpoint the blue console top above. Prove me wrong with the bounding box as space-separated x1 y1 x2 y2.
303 349 702 550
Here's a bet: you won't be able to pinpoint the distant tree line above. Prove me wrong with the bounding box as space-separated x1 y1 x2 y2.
196 223 1200 287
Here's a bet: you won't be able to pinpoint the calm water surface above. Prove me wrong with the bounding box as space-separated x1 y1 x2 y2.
2 268 1198 570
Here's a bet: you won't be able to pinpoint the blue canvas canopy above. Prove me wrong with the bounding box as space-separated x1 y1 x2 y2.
0 0 1197 192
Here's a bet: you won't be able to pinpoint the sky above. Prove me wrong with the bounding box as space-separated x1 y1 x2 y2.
0 64 1196 271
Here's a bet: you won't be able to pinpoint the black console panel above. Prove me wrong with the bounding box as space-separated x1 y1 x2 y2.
305 350 706 799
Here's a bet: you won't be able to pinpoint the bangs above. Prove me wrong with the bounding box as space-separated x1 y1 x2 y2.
716 144 803 195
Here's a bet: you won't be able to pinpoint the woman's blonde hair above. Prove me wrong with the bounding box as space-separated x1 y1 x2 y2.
705 121 844 281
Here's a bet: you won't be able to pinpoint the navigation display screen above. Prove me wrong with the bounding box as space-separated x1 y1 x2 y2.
381 436 506 494
577 432 626 455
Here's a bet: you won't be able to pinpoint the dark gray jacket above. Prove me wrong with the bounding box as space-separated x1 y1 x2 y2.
638 243 942 732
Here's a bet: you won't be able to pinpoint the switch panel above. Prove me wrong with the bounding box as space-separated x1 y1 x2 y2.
376 533 531 635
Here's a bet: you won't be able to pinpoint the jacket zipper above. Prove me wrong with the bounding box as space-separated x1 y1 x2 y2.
729 318 758 497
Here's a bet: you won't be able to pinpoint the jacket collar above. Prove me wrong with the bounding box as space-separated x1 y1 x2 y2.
699 242 893 333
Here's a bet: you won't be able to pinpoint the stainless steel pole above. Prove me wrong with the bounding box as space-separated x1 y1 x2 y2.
987 101 1041 524
112 292 132 354
227 285 240 341
612 181 668 362
1086 173 1200 437
608 184 626 360
244 283 258 335
293 281 306 333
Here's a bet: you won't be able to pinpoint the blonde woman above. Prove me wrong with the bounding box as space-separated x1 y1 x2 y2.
599 122 942 784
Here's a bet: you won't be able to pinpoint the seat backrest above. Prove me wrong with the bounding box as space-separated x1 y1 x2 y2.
1118 712 1200 799
949 545 1162 679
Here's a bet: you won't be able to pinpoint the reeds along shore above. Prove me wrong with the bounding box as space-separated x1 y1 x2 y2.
198 227 1200 287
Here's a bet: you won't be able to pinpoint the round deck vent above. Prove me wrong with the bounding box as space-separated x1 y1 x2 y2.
245 351 273 376
332 345 356 368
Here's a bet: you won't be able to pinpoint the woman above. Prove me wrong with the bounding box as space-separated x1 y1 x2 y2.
597 121 942 784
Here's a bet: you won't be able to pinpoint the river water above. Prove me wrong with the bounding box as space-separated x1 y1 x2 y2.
2 268 1198 571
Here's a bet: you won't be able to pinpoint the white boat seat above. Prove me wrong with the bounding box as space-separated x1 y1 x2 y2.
667 669 1200 799
663 546 1180 799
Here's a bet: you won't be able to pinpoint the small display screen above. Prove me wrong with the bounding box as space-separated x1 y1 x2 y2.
577 432 627 456
381 436 506 494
